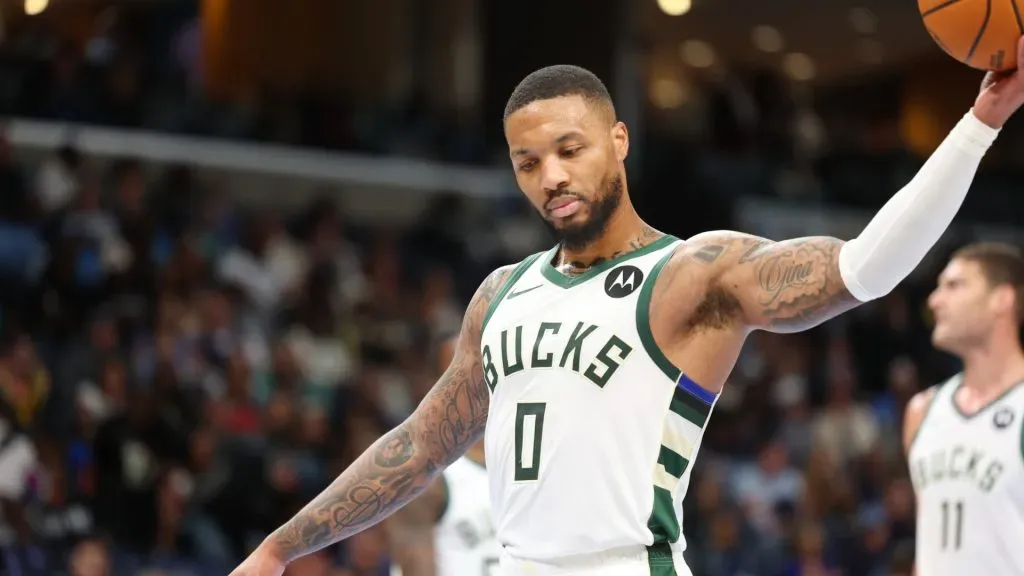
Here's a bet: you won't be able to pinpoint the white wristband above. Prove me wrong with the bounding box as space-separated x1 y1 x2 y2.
956 109 1001 155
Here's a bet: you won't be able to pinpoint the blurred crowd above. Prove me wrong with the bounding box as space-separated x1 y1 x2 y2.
0 131 494 575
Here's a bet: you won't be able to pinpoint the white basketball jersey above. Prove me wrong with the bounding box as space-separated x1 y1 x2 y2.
389 456 500 576
908 375 1024 576
480 236 717 574
434 457 502 576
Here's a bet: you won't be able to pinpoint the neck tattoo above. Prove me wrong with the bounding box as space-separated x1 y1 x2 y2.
555 226 663 276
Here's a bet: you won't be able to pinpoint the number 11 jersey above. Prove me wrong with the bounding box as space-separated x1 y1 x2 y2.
479 236 717 574
908 374 1024 576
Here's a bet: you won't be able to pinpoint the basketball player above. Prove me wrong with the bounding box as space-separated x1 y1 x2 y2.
905 242 1024 576
231 38 1024 576
386 337 499 576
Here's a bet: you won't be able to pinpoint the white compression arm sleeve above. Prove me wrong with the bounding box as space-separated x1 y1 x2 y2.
838 110 1000 302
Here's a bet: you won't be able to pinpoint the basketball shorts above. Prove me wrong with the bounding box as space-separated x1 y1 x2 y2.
497 545 692 576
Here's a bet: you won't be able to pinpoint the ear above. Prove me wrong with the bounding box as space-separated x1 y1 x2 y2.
990 284 1016 316
612 121 629 162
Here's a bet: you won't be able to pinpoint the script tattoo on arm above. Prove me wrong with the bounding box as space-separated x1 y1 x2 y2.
265 266 513 563
688 231 861 333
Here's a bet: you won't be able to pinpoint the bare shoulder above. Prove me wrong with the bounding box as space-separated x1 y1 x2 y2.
677 230 773 268
903 387 938 454
650 230 774 334
655 230 772 297
461 264 519 341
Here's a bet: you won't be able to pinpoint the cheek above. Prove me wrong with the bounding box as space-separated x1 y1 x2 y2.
514 174 544 205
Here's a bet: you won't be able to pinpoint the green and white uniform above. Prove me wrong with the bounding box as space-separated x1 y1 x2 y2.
391 456 501 576
480 236 718 575
909 375 1024 576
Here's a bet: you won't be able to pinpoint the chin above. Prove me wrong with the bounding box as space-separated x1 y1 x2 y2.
549 215 588 232
931 330 961 354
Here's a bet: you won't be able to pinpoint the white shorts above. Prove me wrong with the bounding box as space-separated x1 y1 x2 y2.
497 545 692 576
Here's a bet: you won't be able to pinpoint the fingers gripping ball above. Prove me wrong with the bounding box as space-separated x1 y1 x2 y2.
920 0 1024 71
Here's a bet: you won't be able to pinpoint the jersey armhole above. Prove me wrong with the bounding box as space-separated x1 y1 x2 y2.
435 474 450 524
635 245 683 382
907 379 952 451
480 251 545 335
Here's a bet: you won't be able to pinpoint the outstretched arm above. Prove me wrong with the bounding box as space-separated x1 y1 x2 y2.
690 54 1024 334
247 267 512 567
685 108 1002 333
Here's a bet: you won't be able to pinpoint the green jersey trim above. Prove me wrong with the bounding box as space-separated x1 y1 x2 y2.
635 242 722 574
1020 397 1024 465
949 375 1024 420
646 541 676 575
539 235 677 289
480 252 544 336
636 247 682 382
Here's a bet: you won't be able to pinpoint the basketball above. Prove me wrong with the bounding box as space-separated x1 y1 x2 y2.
919 0 1022 71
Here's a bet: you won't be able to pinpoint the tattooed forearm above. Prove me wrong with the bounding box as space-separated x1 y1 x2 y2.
268 424 429 561
265 267 511 563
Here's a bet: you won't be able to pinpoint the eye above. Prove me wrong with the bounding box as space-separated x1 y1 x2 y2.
560 146 582 157
518 161 536 172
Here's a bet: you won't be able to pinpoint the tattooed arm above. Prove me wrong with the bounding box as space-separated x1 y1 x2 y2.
231 267 513 573
684 231 860 333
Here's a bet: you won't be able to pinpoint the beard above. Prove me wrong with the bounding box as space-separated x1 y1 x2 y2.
544 173 624 251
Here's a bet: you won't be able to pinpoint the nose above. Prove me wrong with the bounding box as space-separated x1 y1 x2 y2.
927 289 942 312
540 159 571 192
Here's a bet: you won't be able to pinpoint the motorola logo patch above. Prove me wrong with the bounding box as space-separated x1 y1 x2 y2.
605 265 643 298
994 407 1015 430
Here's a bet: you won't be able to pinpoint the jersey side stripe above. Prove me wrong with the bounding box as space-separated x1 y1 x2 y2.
634 242 720 576
670 386 710 428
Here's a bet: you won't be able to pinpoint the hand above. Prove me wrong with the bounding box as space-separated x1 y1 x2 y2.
974 36 1024 128
229 543 287 576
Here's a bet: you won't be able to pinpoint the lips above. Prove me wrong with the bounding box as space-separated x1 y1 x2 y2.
546 196 582 218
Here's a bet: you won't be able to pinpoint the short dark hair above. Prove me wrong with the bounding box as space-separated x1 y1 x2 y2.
503 65 615 122
953 241 1024 321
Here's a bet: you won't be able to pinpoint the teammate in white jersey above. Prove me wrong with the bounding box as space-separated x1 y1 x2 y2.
905 243 1024 576
387 337 500 576
231 39 1024 576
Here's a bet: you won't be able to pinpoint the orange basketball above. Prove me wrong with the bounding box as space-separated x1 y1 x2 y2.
919 0 1022 71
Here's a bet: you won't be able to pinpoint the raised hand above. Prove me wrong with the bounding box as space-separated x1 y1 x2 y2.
974 36 1024 128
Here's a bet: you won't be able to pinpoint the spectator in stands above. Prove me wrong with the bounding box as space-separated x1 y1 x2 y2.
732 440 805 540
67 537 111 576
35 144 81 217
0 402 40 568
811 360 881 473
